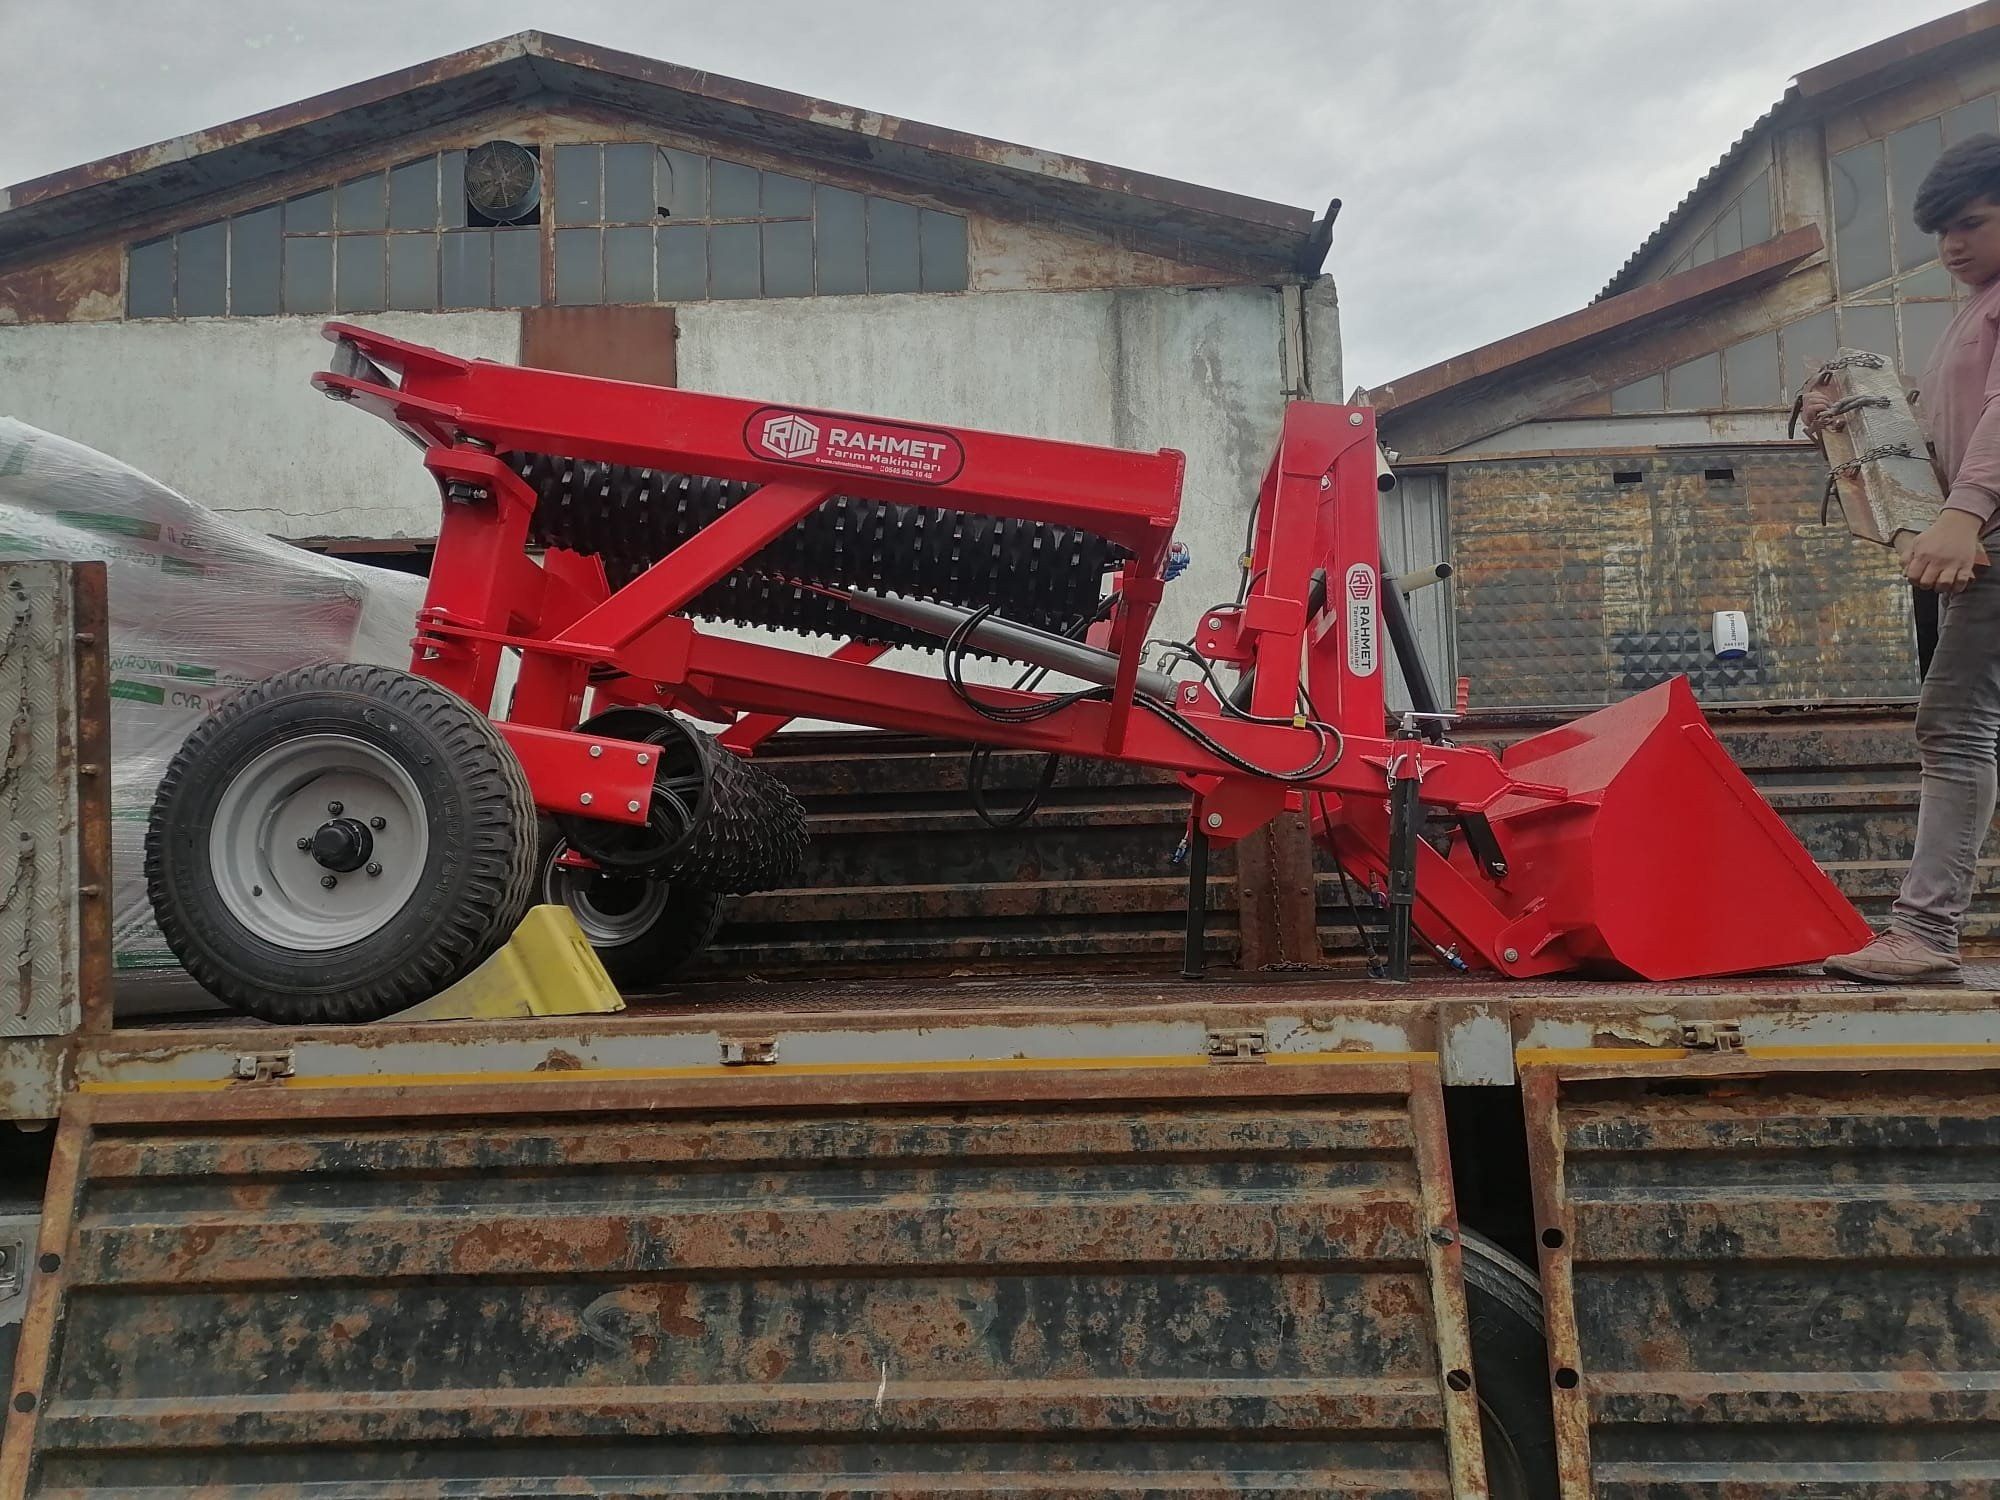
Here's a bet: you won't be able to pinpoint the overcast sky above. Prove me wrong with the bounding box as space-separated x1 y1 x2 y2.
0 0 1972 387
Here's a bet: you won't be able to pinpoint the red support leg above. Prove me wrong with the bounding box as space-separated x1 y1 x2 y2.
410 448 543 711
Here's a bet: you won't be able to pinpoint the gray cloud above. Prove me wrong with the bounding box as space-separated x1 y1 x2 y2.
0 0 1971 386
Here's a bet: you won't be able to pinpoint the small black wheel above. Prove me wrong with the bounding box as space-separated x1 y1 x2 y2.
536 823 724 987
1462 1228 1560 1500
144 663 536 1024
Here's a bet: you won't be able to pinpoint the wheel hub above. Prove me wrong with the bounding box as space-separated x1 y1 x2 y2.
542 837 671 946
209 733 433 952
310 817 374 873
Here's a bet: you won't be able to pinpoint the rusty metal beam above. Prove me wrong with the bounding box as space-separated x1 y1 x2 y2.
1368 226 1822 420
1235 807 1325 971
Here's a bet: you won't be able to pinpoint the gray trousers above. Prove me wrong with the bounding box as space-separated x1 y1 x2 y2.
1892 570 2000 954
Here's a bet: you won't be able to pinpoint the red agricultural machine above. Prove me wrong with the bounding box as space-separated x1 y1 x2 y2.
144 323 1870 1023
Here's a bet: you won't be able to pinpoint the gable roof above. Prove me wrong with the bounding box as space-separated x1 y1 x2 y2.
1595 1 2000 301
0 31 1335 278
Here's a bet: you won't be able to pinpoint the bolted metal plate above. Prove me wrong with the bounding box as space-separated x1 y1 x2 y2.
0 563 81 1040
1 1065 1487 1495
1522 1054 2000 1497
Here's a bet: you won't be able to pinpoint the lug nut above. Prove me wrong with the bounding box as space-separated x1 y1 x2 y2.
321 875 338 889
327 800 344 815
369 816 386 830
366 862 382 877
296 837 312 851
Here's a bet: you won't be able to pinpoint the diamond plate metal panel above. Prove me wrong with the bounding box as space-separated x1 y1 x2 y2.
1449 450 1917 709
0 563 80 1038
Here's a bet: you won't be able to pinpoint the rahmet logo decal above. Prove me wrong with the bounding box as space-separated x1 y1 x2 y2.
758 413 821 461
746 406 965 486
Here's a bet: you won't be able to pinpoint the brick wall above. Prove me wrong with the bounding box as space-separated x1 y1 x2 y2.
1447 448 1918 708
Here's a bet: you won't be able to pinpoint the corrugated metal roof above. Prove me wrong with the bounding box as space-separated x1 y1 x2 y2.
1596 1 2000 303
0 31 1334 278
1592 93 1793 303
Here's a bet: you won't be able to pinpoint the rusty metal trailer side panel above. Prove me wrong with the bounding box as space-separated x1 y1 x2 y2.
1 1061 1485 1497
1523 1056 2000 1498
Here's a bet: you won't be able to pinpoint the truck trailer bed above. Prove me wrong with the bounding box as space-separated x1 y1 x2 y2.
7 559 2000 1498
8 968 1998 1498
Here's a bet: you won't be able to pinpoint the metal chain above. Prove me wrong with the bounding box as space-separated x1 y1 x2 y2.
1832 442 1919 476
1789 351 1891 437
1820 443 1921 525
1800 350 1888 395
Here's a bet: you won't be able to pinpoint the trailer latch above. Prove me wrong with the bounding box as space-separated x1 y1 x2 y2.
230 1051 296 1082
721 1036 778 1066
1205 1026 1269 1062
1679 1022 1744 1052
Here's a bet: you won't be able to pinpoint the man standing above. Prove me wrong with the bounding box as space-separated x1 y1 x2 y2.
1814 133 2000 983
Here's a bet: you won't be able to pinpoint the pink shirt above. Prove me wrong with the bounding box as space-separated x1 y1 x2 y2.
1923 274 2000 527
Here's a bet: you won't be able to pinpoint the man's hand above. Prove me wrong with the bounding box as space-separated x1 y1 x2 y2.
1801 384 1840 435
1901 510 1990 593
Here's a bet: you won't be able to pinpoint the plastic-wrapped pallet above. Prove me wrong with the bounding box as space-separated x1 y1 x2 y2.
0 418 430 1008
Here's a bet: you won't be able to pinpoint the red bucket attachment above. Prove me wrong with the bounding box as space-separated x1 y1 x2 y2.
1478 679 1871 980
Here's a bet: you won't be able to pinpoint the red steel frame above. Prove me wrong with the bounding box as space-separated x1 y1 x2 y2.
311 323 1854 981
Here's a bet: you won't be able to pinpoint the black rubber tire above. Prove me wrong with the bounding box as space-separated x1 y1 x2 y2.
536 821 725 989
1462 1227 1560 1500
144 664 537 1025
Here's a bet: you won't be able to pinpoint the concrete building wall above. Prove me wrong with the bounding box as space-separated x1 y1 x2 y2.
0 311 525 539
0 279 1338 649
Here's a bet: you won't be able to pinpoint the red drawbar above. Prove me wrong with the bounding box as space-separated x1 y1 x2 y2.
314 322 1870 979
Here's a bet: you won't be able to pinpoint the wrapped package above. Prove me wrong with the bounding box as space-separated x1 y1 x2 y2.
0 418 430 1006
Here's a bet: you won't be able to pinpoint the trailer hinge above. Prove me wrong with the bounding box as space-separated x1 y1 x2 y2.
1679 1021 1744 1053
1206 1026 1269 1062
721 1036 778 1066
230 1050 296 1083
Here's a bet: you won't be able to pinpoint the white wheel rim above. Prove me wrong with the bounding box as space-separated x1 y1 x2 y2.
208 733 432 952
543 839 670 948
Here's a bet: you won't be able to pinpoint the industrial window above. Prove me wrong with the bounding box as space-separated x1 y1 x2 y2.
1606 304 1900 417
1829 92 1995 321
1665 168 1775 276
546 142 969 305
126 148 534 318
1611 330 1779 414
126 141 971 317
1824 102 1973 384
